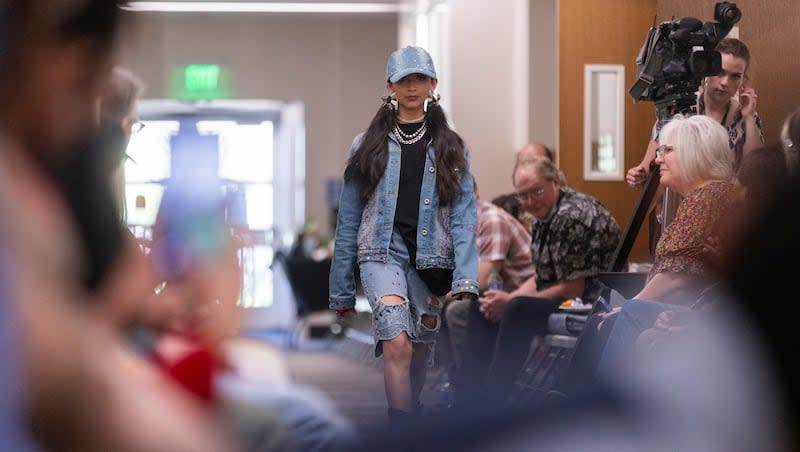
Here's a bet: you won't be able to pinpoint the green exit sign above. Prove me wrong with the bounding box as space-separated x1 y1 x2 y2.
185 64 220 91
171 64 231 100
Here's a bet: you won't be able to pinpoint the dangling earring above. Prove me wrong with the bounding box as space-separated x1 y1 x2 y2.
382 92 398 111
424 91 441 113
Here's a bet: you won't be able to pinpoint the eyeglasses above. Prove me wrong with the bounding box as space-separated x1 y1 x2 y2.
655 145 674 158
131 120 146 134
516 186 547 201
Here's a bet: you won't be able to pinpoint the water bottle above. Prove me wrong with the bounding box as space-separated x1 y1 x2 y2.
487 268 504 291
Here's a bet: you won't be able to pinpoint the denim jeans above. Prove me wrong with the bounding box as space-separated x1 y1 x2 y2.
594 299 680 382
552 311 618 393
359 230 443 358
443 297 471 368
454 296 562 407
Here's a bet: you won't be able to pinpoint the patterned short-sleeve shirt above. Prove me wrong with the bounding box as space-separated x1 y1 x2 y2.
476 200 534 292
531 188 621 303
649 180 735 281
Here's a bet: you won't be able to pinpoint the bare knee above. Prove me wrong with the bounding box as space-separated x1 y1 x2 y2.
383 332 413 364
375 295 413 363
380 295 405 306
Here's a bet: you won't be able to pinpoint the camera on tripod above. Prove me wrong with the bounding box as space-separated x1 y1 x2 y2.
629 2 741 122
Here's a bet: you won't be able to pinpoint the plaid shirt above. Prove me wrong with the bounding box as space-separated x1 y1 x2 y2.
476 200 535 292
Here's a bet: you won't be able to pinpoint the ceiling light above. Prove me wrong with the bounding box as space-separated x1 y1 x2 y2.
123 2 404 13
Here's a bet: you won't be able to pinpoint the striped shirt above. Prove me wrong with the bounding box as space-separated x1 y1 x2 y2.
476 200 535 292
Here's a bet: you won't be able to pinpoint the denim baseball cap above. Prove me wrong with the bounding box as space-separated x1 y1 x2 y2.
386 46 437 83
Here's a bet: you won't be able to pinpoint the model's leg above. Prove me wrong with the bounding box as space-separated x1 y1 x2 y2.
360 254 415 415
379 295 415 412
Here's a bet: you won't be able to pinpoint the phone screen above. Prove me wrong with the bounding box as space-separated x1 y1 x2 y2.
152 176 227 281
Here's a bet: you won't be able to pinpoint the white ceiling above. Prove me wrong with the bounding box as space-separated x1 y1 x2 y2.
124 0 406 14
131 0 401 3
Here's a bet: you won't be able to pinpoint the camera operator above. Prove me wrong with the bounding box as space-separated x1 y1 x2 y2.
627 38 764 188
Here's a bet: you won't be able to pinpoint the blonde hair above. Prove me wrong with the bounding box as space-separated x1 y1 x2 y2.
659 114 734 184
101 66 144 123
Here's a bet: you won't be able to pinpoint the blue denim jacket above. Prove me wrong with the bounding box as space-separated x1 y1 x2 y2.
329 132 479 310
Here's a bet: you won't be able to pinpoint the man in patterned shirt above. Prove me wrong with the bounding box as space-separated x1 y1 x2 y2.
453 157 621 407
442 181 535 375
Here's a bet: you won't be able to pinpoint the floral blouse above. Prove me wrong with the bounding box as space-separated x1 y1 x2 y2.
649 180 735 281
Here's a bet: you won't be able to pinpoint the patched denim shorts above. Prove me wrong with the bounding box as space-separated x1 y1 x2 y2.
359 230 444 358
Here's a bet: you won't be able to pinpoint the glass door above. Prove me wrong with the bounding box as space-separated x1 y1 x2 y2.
124 100 304 329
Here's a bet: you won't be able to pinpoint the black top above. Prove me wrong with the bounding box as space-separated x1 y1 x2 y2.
392 122 453 296
393 121 429 255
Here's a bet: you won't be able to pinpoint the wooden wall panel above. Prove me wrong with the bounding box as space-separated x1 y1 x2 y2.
656 0 800 144
559 0 658 263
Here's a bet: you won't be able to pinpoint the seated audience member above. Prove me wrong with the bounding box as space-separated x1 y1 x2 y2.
87 65 355 451
490 193 527 228
555 114 737 392
508 142 566 232
0 0 236 449
517 142 556 163
48 67 145 295
633 116 735 303
453 157 620 407
633 143 791 359
515 141 567 185
144 184 357 452
88 66 161 325
98 66 145 212
441 182 534 378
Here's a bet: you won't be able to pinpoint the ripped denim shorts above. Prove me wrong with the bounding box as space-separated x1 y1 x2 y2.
359 230 444 358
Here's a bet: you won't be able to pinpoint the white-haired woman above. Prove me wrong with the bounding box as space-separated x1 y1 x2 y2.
554 114 738 394
634 113 735 302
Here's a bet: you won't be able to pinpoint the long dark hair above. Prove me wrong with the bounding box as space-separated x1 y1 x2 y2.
344 98 467 206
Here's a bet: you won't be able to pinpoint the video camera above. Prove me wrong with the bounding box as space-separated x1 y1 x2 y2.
629 2 741 123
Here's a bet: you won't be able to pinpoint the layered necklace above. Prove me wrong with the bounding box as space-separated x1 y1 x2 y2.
393 115 427 145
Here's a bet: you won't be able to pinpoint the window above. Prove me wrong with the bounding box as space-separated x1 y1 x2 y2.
584 64 625 181
125 120 179 227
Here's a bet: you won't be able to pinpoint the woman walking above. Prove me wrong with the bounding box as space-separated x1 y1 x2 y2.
329 46 478 422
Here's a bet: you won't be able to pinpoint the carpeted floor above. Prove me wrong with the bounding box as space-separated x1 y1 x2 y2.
284 350 388 432
242 313 451 434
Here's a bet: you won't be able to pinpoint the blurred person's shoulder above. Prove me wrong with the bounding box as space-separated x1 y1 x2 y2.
0 129 84 286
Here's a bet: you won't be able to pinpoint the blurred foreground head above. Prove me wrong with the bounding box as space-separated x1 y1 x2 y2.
0 0 125 163
0 0 129 293
726 164 800 441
